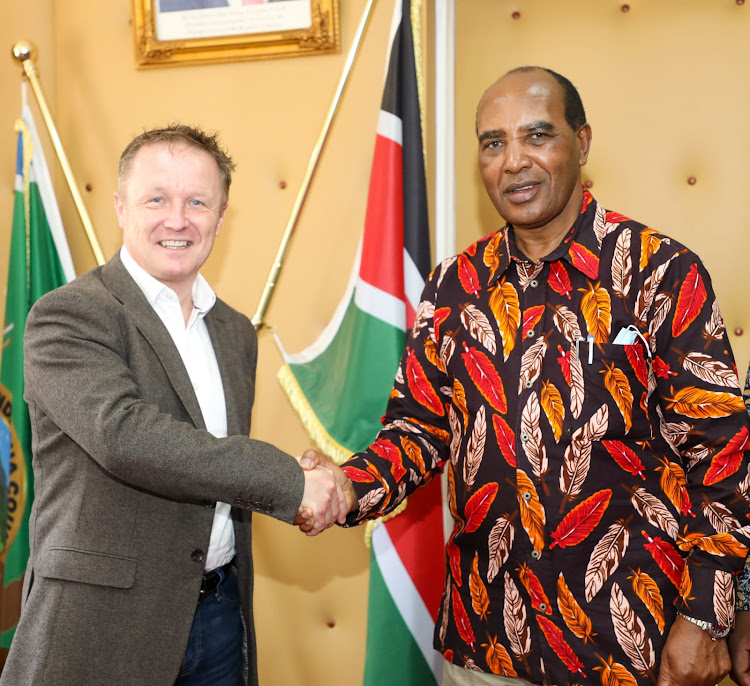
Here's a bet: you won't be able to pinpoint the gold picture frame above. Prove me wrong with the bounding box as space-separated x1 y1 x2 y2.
132 0 340 69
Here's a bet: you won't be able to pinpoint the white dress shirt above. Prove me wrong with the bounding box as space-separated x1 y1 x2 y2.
121 246 235 571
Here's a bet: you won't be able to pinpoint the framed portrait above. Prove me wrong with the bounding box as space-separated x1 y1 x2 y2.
132 0 340 68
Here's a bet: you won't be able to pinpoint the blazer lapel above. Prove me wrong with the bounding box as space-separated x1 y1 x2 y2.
205 310 243 437
100 253 207 431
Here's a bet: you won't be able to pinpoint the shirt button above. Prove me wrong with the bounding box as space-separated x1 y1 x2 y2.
539 602 548 612
190 549 204 563
524 380 533 389
531 550 541 559
530 280 538 288
522 492 532 501
521 433 530 442
527 330 535 338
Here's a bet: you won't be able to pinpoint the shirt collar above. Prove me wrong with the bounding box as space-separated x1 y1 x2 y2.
486 188 602 285
119 245 216 315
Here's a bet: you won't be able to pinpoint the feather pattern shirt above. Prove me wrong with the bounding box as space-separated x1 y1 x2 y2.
342 190 750 684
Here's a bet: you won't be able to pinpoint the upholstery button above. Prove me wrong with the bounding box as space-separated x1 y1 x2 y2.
190 549 204 563
531 550 541 559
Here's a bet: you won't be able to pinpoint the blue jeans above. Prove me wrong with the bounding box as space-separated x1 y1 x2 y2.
175 564 243 686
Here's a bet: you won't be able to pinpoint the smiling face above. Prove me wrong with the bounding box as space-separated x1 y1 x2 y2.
477 69 591 245
114 142 226 299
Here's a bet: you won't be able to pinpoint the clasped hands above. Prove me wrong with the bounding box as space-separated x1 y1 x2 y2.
295 449 356 536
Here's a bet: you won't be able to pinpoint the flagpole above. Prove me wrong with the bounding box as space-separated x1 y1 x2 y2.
251 0 377 331
11 40 106 267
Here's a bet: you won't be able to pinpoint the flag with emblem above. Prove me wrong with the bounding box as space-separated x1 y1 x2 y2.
278 0 444 683
0 103 75 661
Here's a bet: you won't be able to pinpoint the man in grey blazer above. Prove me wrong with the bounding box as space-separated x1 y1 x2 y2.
0 124 348 686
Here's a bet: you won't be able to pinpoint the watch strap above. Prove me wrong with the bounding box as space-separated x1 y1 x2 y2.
677 612 730 640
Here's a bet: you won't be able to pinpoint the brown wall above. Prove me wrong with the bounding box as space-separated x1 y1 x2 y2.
2 1 750 685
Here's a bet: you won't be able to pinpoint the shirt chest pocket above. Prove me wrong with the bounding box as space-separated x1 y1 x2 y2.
565 341 654 441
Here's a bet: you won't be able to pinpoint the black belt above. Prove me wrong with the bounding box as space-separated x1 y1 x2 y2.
200 560 234 598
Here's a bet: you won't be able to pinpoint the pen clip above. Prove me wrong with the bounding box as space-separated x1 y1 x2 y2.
574 336 584 360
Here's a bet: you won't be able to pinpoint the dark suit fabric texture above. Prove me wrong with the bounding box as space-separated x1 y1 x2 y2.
0 253 304 686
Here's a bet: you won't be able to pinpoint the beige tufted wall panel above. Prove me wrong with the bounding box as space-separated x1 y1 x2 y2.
1 1 749 685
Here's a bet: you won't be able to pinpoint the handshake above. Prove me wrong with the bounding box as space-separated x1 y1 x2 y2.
295 449 357 536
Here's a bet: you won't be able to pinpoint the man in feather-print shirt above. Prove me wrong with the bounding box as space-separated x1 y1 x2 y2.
303 67 750 685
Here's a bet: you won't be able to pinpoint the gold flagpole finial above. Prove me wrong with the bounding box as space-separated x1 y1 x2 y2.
11 39 106 267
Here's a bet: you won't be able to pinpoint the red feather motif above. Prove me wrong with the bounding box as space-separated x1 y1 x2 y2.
371 438 406 480
406 349 445 416
642 530 684 588
458 254 481 298
625 343 649 389
602 440 646 480
341 466 375 483
604 212 630 224
452 586 476 649
462 344 508 412
705 425 750 486
447 531 462 585
522 306 545 339
536 616 586 677
492 414 517 467
518 563 552 615
606 211 630 223
434 307 451 342
557 345 571 386
465 482 499 533
569 242 599 280
549 261 572 299
551 490 612 549
672 264 707 337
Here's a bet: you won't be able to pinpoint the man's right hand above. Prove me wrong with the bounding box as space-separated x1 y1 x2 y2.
298 466 342 536
295 449 357 535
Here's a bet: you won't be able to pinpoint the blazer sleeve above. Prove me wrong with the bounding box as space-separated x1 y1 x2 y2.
23 279 305 524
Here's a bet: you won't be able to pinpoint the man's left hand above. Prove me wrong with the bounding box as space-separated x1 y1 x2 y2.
657 615 731 685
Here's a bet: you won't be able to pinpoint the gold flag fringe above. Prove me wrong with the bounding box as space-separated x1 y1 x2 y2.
278 364 351 465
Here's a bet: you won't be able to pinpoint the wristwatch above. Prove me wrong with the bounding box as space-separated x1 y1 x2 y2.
677 612 730 640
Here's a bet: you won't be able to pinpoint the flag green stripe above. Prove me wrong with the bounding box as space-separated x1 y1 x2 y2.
289 299 405 453
363 545 436 686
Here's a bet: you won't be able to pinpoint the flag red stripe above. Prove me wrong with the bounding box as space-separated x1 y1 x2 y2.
384 477 445 619
359 129 404 303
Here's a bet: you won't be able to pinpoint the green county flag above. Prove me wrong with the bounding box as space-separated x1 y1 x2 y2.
0 103 75 658
278 1 445 683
